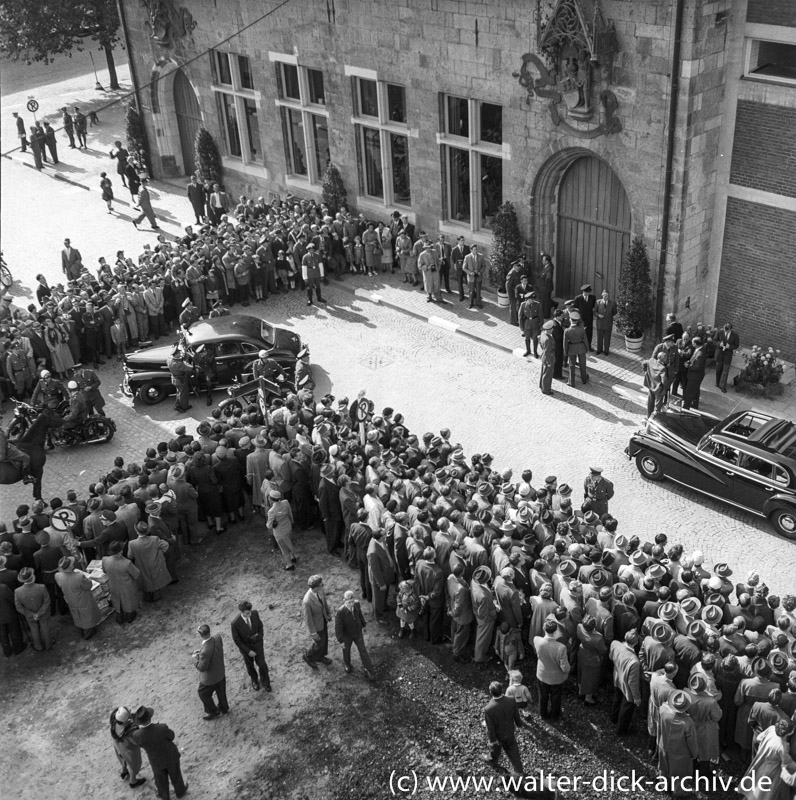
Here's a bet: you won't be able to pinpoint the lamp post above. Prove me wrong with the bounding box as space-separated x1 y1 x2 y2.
89 51 104 91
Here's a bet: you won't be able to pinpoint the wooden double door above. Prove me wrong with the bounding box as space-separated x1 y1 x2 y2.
174 70 201 176
556 156 631 301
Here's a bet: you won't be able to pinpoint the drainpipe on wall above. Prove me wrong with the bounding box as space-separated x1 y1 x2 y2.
655 0 687 340
116 0 154 179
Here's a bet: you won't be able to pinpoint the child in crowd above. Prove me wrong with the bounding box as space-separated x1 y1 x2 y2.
505 670 533 720
396 579 420 638
342 236 354 272
352 236 365 274
495 621 523 671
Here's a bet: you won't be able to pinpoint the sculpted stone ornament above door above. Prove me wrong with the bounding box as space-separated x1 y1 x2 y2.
513 0 622 138
141 0 197 48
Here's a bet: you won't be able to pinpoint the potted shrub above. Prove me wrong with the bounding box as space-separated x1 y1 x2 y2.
616 236 653 352
194 127 223 185
489 201 523 307
321 163 348 216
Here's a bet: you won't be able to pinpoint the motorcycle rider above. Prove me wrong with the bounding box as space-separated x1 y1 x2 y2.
31 370 68 409
72 365 105 416
62 380 88 436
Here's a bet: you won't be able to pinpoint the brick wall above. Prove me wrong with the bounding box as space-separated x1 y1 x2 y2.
747 0 796 27
715 197 796 361
730 101 796 198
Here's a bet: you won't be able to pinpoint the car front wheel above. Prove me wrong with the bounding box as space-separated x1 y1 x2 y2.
636 450 664 481
768 507 796 541
137 381 167 405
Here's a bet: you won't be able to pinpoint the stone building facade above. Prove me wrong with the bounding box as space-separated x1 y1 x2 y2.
121 0 796 357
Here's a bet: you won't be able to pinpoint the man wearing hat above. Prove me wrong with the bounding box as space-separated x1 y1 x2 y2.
416 547 445 644
573 284 596 350
418 240 443 304
55 557 102 640
302 574 332 669
179 298 199 330
128 522 171 602
609 630 642 734
14 567 53 650
583 467 614 518
656 690 698 794
301 243 326 306
102 540 141 625
166 347 193 413
538 319 556 395
471 565 497 664
317 464 344 557
594 289 617 355
563 311 589 387
131 707 188 799
518 290 543 358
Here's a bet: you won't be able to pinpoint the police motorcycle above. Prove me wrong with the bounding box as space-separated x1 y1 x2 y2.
7 400 115 447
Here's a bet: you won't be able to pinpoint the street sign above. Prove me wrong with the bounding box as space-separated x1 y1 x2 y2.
51 507 78 531
26 99 39 113
354 397 370 423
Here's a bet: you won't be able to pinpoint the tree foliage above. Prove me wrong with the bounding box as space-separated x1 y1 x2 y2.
194 127 223 186
125 103 150 175
616 236 654 338
0 0 121 87
321 163 348 216
489 201 524 291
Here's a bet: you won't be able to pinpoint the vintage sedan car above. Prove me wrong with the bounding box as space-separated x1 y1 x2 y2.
627 409 796 540
121 314 305 405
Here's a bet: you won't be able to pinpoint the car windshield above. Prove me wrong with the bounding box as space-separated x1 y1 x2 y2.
260 320 275 347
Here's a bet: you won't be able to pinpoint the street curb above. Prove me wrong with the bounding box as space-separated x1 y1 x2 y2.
51 172 91 191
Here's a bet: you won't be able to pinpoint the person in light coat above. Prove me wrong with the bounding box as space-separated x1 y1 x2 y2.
471 565 497 664
128 524 171 602
367 529 394 624
14 567 53 650
447 562 474 662
656 691 698 797
266 489 295 570
101 540 141 624
302 574 332 669
55 556 102 640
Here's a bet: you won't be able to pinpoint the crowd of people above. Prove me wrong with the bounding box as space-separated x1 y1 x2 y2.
2 371 796 796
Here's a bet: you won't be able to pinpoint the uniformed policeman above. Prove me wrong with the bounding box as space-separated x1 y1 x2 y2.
563 310 589 387
179 297 200 329
583 467 614 517
538 320 556 396
73 366 105 415
190 344 215 406
62 380 88 434
31 370 67 409
518 290 543 358
252 349 286 384
301 243 326 307
167 347 193 412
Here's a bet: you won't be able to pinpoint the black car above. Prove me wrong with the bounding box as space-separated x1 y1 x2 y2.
627 409 796 540
121 314 305 405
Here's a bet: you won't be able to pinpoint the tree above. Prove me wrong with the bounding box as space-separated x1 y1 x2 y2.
488 201 524 291
0 0 122 90
194 127 223 186
125 103 149 175
321 163 347 215
616 236 654 339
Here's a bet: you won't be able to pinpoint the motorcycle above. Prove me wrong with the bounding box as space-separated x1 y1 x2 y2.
7 400 70 440
50 415 116 447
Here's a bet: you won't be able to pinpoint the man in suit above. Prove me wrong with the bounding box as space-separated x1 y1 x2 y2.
12 112 27 152
334 589 376 680
610 630 642 734
73 107 87 148
714 322 740 393
187 175 206 224
208 183 229 225
132 179 160 230
366 528 394 624
42 122 58 164
435 233 452 295
583 467 614 517
132 706 188 799
61 107 76 148
643 351 668 419
447 561 474 662
317 464 343 555
451 236 469 302
462 244 488 309
192 623 228 720
594 289 617 355
483 681 530 777
574 284 597 351
418 242 443 304
682 337 707 410
416 546 445 643
564 311 589 387
61 239 83 281
471 565 497 664
230 600 271 691
505 260 524 326
302 574 332 669
538 320 556 396
534 618 571 719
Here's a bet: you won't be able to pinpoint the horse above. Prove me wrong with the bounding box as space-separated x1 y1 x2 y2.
0 408 63 500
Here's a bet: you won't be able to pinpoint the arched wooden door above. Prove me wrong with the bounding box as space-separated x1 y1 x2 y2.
174 70 201 176
556 156 631 301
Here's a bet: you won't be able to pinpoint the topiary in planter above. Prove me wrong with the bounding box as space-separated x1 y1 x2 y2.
125 102 150 174
616 236 653 339
194 127 223 185
489 201 524 291
321 163 348 216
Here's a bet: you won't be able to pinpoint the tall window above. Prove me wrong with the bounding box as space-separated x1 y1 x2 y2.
350 75 411 206
440 96 505 231
211 50 262 163
272 57 330 183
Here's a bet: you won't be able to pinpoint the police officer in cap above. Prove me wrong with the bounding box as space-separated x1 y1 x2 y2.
252 349 286 384
564 311 589 387
179 298 200 330
584 466 614 517
167 347 193 412
31 370 67 410
62 380 88 433
574 284 596 351
538 320 556 396
551 309 565 380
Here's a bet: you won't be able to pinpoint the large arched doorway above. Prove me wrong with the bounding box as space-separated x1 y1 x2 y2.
174 70 201 176
555 156 631 300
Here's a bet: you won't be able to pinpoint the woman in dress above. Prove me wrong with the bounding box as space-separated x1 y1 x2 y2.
378 221 393 274
576 615 607 705
362 222 381 277
100 171 114 214
43 316 75 378
109 707 145 788
188 452 225 533
266 489 296 571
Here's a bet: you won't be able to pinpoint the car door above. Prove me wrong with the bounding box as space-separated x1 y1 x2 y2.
682 438 738 503
215 341 245 385
732 453 786 517
239 342 260 380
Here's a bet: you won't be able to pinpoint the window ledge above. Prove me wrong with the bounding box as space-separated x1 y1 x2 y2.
284 175 322 193
740 74 796 88
354 196 415 223
438 221 493 246
221 159 270 180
